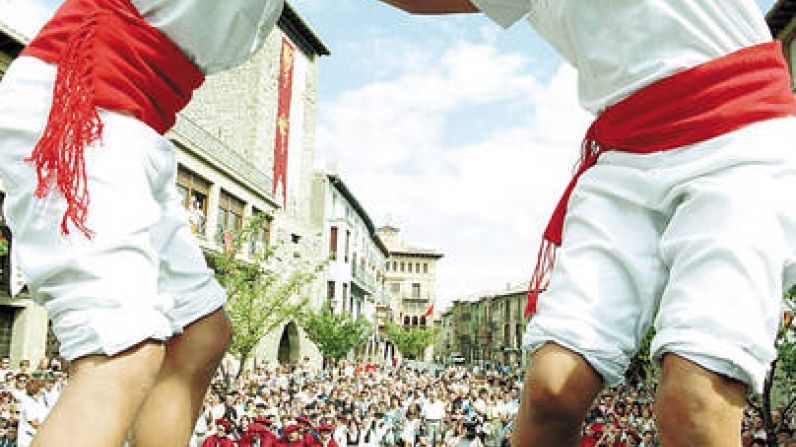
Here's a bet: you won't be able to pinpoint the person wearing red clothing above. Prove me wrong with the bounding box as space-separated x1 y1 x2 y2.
296 416 316 446
310 424 339 447
201 420 235 447
237 423 270 447
0 0 284 446
580 423 602 447
374 1 796 446
277 424 306 447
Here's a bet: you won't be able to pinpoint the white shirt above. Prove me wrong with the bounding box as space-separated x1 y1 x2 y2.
421 400 446 421
130 0 285 74
469 0 772 114
17 394 49 447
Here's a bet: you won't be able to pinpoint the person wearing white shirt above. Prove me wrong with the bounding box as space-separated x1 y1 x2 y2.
374 1 796 447
17 378 49 447
421 392 446 447
0 0 288 445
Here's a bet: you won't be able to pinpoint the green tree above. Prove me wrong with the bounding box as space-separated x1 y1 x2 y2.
208 214 325 386
300 308 372 363
386 323 438 360
625 327 657 387
749 290 796 447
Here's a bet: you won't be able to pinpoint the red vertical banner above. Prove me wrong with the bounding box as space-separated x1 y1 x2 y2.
273 38 295 207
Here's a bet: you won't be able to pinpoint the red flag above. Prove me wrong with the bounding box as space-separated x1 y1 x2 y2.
424 304 434 318
273 38 295 208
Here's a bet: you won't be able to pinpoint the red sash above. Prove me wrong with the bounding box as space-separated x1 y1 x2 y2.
526 41 796 318
21 0 205 237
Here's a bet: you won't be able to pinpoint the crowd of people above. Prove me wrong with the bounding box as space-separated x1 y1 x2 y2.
0 355 790 446
192 359 796 447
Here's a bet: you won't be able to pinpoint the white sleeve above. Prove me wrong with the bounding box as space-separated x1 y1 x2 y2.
469 0 531 29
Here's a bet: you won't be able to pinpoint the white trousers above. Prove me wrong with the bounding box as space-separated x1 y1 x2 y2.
0 56 226 360
524 115 796 393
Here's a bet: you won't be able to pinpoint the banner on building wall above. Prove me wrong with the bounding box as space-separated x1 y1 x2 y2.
273 38 295 208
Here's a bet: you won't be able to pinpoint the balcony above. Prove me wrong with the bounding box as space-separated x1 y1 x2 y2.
351 262 377 294
401 295 429 304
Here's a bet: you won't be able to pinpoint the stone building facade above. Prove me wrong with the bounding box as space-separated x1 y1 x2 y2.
437 283 527 369
377 226 443 362
0 5 331 369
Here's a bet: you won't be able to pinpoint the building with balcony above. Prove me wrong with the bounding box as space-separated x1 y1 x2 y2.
310 172 390 361
377 226 443 326
377 226 442 362
0 3 330 369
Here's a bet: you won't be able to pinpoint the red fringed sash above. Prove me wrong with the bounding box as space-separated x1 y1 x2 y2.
21 0 205 237
526 41 796 318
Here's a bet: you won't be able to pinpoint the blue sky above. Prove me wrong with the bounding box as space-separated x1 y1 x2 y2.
9 0 784 308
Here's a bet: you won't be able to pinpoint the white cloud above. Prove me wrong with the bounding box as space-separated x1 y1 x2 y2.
0 0 51 38
316 38 592 309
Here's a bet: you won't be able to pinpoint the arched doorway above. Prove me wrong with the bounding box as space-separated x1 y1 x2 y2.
278 321 300 365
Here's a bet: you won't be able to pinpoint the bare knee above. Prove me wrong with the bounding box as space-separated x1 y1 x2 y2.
519 344 603 429
165 309 232 375
655 354 746 445
524 380 592 426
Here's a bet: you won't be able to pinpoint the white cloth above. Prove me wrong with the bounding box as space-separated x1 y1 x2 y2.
0 56 227 360
522 116 796 393
130 0 285 74
421 400 445 421
468 0 771 113
17 394 48 447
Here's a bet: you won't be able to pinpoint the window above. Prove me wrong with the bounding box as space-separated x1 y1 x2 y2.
345 230 351 263
176 166 211 236
412 316 419 326
404 316 411 326
248 209 272 255
330 227 338 260
342 283 348 311
412 283 421 300
217 191 244 247
391 282 401 294
400 262 405 273
416 263 420 273
424 263 428 274
327 281 336 306
392 261 397 271
408 263 412 273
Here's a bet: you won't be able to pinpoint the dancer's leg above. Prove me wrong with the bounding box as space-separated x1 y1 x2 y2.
512 343 602 447
655 354 746 447
31 341 164 447
130 308 232 447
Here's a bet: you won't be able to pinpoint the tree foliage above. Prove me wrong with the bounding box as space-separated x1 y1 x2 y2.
300 308 372 361
386 323 438 360
625 327 657 387
749 289 796 446
208 213 325 385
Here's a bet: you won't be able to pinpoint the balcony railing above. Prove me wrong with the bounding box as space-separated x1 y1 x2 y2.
351 262 377 293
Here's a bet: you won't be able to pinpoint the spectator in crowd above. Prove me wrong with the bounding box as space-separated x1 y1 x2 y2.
16 378 47 447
